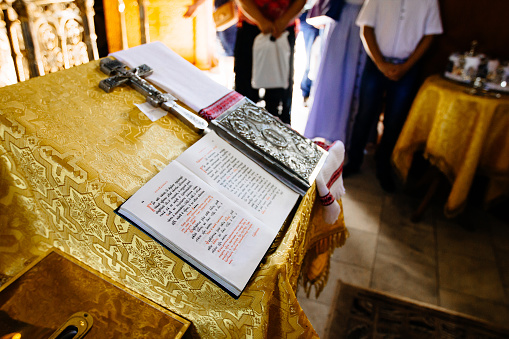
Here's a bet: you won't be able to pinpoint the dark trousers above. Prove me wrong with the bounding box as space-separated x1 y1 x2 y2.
215 0 237 56
347 57 421 174
234 22 296 124
299 12 319 98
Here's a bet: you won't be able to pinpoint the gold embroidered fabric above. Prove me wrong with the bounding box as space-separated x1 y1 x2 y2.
393 75 509 217
0 249 191 338
301 199 348 298
0 60 347 338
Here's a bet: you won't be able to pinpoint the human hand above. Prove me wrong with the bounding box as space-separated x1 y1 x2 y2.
272 18 288 39
386 64 410 81
184 3 200 17
378 62 408 81
376 61 394 78
258 19 274 35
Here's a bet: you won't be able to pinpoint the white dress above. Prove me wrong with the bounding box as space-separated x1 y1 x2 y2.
304 0 366 146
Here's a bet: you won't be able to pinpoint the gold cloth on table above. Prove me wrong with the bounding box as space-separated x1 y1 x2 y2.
0 60 347 338
301 198 348 298
393 75 509 217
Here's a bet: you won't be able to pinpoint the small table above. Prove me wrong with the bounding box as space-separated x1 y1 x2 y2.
393 75 509 218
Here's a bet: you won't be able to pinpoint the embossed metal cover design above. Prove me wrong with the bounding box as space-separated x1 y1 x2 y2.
211 99 328 195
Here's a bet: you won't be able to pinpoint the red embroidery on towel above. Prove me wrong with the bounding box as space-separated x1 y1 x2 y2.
319 192 335 206
327 162 343 190
199 91 244 121
314 140 333 151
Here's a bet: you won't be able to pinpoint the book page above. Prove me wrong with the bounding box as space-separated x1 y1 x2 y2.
119 161 276 292
175 132 300 230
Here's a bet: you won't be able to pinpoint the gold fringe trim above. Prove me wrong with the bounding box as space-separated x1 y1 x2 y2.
304 254 330 299
311 228 349 255
299 228 349 299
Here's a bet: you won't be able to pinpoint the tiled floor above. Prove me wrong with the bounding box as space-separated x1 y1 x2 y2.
295 150 509 337
205 32 509 338
284 33 509 338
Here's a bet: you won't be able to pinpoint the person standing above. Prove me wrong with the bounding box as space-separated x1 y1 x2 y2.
343 0 443 192
298 8 320 106
234 0 306 124
304 0 366 146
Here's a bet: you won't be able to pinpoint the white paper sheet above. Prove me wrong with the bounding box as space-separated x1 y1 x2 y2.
135 102 167 121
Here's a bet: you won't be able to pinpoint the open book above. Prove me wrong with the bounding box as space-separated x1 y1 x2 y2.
117 131 300 298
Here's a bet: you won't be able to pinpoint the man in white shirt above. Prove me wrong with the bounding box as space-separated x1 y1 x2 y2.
343 0 443 192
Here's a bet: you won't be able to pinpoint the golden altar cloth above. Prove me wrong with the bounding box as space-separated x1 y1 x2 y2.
0 249 191 338
393 75 509 217
0 60 347 338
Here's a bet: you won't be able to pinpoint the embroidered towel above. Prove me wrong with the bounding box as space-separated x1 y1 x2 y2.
314 141 346 224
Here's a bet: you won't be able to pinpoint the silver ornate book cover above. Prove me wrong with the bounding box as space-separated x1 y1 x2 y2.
211 99 328 195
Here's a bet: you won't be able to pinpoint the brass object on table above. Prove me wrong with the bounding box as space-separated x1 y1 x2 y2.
0 249 190 338
47 312 93 339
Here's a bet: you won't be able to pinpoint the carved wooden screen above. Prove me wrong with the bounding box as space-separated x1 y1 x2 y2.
1 0 19 86
0 0 98 86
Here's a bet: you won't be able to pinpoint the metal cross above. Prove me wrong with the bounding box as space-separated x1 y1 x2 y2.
99 58 209 133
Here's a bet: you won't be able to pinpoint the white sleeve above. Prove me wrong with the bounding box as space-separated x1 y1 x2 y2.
355 0 377 28
424 0 443 35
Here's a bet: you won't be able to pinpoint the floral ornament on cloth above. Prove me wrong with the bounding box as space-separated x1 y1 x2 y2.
314 140 345 224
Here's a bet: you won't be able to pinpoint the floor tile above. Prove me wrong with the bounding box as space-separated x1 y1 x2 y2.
438 251 505 302
296 298 331 338
382 191 437 226
297 260 371 304
332 227 377 269
341 195 382 235
344 167 384 197
436 217 495 261
378 201 436 267
329 262 372 289
371 251 438 305
439 288 509 327
345 183 385 206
